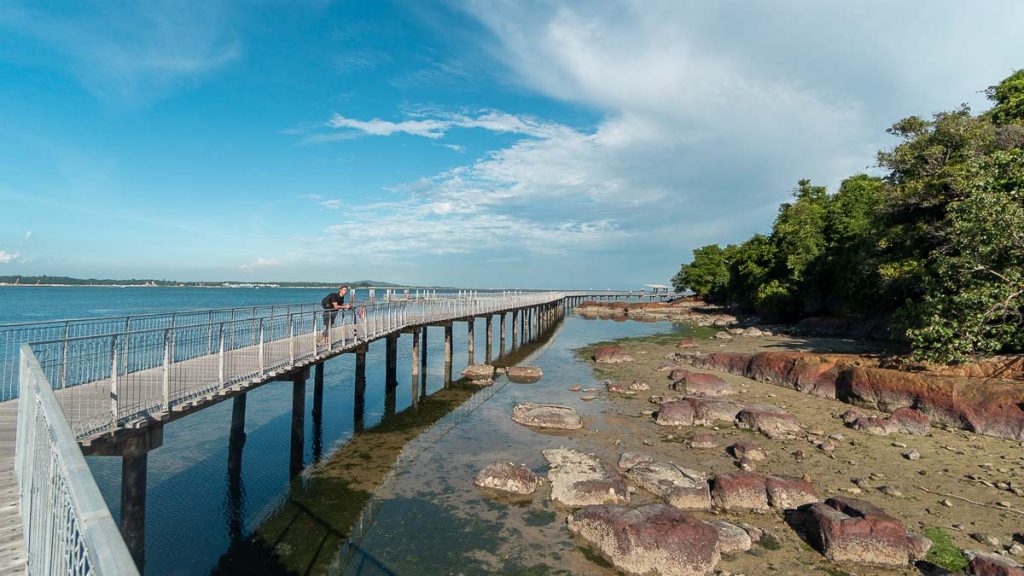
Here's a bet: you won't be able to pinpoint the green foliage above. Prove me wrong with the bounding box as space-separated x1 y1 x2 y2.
922 527 967 572
670 69 1024 362
672 244 731 301
986 69 1024 126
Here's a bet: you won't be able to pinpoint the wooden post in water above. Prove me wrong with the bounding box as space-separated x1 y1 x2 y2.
411 330 420 404
421 326 428 372
312 363 325 462
485 315 493 363
511 310 519 347
467 318 475 365
444 323 453 385
355 346 367 385
354 360 366 433
118 426 162 572
385 335 398 391
499 313 507 356
290 371 306 477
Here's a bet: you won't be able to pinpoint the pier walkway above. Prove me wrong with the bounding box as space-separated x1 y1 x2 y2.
0 289 673 575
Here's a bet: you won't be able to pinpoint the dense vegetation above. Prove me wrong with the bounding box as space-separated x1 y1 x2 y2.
673 70 1024 363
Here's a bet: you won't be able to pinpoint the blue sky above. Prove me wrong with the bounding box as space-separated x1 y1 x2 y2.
1 1 1023 288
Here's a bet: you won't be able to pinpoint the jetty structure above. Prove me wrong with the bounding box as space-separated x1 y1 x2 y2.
0 288 672 575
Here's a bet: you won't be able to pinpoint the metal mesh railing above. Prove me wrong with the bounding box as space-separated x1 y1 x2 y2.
25 292 565 441
16 345 139 576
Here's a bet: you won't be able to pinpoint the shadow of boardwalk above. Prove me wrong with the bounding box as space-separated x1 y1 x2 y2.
210 320 563 576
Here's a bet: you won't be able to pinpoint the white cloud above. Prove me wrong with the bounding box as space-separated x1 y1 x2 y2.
0 1 240 101
301 1 1024 284
0 250 19 264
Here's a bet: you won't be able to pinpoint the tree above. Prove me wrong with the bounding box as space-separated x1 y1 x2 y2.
904 149 1024 362
986 69 1024 126
673 244 731 302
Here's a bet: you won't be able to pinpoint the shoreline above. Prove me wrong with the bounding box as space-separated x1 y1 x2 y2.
561 318 1024 575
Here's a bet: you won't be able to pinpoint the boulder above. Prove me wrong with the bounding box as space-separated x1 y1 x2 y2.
506 365 543 383
729 442 767 462
678 337 698 349
687 432 718 449
965 550 1024 576
462 364 495 380
675 373 736 397
742 327 764 337
543 448 629 506
907 532 933 561
735 409 802 439
567 504 721 576
512 403 583 430
711 472 769 511
690 398 750 424
840 408 869 425
765 475 819 509
656 399 698 426
714 331 734 341
618 452 654 471
852 416 895 436
668 368 693 381
709 520 753 555
593 345 634 364
804 497 912 567
626 462 711 510
474 462 539 496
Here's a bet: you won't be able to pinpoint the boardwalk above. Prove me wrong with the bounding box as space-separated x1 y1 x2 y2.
0 401 26 575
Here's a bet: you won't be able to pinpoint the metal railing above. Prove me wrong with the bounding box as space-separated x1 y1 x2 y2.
0 302 324 401
16 345 139 576
25 292 564 441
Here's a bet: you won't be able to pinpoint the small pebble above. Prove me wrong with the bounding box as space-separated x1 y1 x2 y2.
903 450 921 461
997 501 1012 508
941 499 954 508
972 533 1001 547
892 441 908 448
880 485 902 497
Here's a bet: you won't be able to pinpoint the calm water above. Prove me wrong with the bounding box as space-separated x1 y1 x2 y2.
0 287 685 575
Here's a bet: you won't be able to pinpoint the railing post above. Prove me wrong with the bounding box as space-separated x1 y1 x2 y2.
288 314 295 363
162 329 171 412
218 324 226 386
110 336 119 431
60 320 70 389
258 319 265 376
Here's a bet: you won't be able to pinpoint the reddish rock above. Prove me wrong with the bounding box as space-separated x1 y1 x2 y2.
669 368 693 381
678 337 698 349
505 365 543 383
735 409 803 439
689 397 749 424
689 352 753 375
593 345 634 364
840 408 869 425
729 442 766 462
656 399 698 426
687 432 718 449
711 472 769 511
673 373 735 397
607 381 628 394
805 497 912 567
889 407 930 435
544 448 629 506
965 550 1024 576
567 504 721 576
511 403 583 430
765 475 819 509
838 367 1024 441
853 416 896 436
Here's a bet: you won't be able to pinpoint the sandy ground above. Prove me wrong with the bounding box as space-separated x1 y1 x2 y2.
565 329 1024 575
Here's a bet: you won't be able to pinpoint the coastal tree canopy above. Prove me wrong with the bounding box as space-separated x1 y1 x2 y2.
672 70 1024 363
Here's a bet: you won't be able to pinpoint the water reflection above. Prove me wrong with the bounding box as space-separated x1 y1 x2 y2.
211 316 563 575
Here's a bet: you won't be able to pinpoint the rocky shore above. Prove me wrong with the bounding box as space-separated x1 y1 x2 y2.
471 305 1024 575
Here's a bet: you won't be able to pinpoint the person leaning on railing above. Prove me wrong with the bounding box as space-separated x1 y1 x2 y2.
319 285 352 346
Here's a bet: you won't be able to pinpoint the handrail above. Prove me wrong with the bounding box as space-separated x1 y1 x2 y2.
16 344 140 576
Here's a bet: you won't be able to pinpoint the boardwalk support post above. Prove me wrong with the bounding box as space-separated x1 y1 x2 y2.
290 370 306 477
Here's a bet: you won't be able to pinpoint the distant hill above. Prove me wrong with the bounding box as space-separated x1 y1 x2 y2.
0 276 404 288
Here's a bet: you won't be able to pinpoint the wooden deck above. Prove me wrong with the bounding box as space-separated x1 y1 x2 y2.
0 400 26 575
